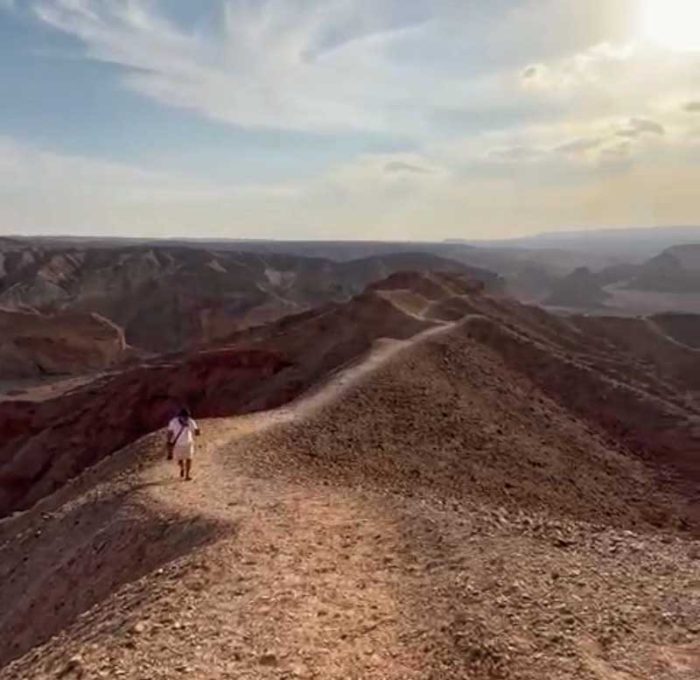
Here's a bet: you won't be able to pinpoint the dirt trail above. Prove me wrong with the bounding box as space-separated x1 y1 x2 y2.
2 322 698 680
0 325 457 679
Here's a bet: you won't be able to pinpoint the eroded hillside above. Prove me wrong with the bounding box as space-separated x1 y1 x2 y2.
0 242 492 353
0 307 130 380
0 272 698 679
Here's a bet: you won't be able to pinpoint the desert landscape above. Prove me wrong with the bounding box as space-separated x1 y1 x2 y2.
2 0 700 677
0 254 698 679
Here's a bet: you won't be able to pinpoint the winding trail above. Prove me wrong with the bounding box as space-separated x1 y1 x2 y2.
2 316 698 680
84 324 461 679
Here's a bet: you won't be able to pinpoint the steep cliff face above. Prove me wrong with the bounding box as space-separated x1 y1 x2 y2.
0 282 444 520
0 349 291 517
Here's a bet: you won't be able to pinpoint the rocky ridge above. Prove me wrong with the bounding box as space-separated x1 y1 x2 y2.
0 242 494 353
0 271 697 679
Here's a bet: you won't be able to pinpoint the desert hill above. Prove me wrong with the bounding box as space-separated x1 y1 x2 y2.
620 244 700 294
0 307 130 380
6 234 700 319
519 244 700 315
0 241 494 354
543 267 610 308
0 272 698 679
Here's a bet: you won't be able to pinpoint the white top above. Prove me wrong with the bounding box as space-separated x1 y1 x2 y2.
168 417 198 447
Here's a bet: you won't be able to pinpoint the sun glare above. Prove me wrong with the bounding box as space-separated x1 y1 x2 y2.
641 0 700 51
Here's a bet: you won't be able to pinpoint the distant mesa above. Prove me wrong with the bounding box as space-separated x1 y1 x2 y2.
623 244 700 293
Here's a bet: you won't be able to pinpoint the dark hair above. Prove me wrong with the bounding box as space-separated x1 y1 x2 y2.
178 407 190 426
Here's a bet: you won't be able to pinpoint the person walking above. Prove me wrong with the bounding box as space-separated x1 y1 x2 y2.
167 408 200 481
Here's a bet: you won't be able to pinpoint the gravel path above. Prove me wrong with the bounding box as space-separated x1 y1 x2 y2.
1 325 698 680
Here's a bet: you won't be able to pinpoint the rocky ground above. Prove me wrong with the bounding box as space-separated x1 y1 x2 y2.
1 324 697 679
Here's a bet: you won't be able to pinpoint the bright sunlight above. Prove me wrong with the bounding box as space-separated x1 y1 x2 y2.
641 0 700 51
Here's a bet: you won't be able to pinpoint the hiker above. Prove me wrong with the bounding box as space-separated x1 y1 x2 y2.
166 408 200 481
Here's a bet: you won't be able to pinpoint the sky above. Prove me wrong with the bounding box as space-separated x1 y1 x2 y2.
0 0 699 241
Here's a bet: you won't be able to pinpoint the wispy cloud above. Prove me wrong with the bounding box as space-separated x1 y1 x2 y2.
555 137 604 155
2 1 700 238
384 160 432 175
30 0 437 133
488 145 546 163
21 1 700 141
2 130 700 240
616 117 665 137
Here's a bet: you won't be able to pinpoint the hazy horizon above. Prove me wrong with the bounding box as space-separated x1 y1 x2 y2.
4 223 700 248
2 1 700 240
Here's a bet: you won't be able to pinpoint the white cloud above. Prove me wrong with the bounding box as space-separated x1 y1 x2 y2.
2 1 699 238
31 0 436 133
521 42 635 93
2 132 700 241
519 40 700 117
17 1 694 142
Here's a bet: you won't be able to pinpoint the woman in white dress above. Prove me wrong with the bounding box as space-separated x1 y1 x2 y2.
167 408 200 481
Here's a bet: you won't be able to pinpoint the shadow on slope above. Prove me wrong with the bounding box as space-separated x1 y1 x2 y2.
0 434 230 669
651 312 700 349
0 289 437 519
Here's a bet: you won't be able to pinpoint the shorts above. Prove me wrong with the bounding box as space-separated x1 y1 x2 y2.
173 444 194 461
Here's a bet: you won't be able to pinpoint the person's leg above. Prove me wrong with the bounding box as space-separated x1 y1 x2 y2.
178 459 185 478
184 458 192 480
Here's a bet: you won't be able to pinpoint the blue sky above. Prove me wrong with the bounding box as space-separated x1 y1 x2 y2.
1 0 699 240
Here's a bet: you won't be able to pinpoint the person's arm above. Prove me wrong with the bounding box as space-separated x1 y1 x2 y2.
191 419 201 436
166 422 175 446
